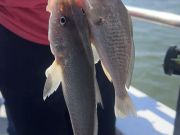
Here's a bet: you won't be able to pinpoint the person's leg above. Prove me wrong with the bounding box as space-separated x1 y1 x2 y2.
96 61 116 135
0 24 116 135
0 25 73 135
5 103 17 135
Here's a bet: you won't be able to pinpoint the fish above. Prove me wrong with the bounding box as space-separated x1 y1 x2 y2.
43 0 102 134
81 0 136 117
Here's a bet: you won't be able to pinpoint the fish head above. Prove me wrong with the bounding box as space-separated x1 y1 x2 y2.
79 0 107 21
48 0 90 58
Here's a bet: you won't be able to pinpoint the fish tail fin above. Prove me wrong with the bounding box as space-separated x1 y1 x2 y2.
115 94 136 117
43 59 62 100
115 87 136 117
46 0 57 12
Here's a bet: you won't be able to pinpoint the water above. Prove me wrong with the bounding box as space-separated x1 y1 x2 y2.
123 0 180 109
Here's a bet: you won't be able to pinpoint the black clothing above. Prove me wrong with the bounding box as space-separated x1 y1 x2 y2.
0 25 115 135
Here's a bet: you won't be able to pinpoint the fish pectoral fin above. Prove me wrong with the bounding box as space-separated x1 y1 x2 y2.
115 86 136 117
91 44 100 64
43 60 62 100
95 78 103 108
101 62 112 82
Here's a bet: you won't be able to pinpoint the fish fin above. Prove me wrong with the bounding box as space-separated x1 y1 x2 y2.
101 62 112 82
91 44 100 64
95 78 103 108
43 60 62 100
126 41 135 88
93 110 98 135
126 14 135 88
115 86 136 117
46 0 57 12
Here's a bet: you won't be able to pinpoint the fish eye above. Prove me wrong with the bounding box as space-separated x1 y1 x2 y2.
60 16 66 26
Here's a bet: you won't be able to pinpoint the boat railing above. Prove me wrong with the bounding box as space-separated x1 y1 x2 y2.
126 6 180 28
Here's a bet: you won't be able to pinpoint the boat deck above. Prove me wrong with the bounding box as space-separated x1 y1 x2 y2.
0 87 176 135
0 92 7 135
116 87 175 135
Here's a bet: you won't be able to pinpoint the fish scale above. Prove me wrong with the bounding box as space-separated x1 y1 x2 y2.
105 16 129 74
62 56 95 135
82 0 135 116
44 0 100 135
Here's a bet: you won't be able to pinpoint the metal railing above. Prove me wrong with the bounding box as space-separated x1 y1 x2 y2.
126 6 180 28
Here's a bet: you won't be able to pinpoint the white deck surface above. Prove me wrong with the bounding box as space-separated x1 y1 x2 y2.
0 92 7 135
116 87 176 135
0 87 176 135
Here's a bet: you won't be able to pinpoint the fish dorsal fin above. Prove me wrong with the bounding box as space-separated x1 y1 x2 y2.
126 15 135 88
101 62 112 82
43 59 63 100
91 44 100 64
46 0 58 12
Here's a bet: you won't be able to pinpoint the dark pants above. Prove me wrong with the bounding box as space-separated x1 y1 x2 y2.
0 25 116 135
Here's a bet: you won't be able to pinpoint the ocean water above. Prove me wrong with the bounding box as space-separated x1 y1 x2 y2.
123 0 180 109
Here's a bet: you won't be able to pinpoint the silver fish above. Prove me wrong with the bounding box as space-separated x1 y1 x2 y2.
81 0 135 117
44 0 101 134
